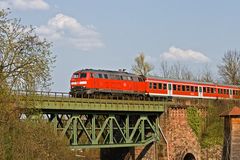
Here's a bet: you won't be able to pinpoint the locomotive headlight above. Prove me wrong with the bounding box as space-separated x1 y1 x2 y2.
71 82 77 85
79 81 87 84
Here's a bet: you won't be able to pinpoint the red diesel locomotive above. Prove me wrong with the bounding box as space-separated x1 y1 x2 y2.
70 69 240 100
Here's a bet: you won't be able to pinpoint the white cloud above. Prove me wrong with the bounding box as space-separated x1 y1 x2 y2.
0 0 49 10
37 13 104 51
160 46 210 63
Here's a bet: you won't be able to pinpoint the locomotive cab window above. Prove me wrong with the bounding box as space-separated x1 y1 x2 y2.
80 73 87 78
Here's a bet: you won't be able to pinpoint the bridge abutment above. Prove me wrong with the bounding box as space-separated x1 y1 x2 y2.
159 107 202 160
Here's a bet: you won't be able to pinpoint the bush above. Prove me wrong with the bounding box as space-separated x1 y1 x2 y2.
0 88 76 160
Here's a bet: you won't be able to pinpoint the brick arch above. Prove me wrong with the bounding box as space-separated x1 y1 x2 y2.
174 148 199 160
182 152 196 160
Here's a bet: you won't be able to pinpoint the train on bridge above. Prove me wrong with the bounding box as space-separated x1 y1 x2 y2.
70 69 240 100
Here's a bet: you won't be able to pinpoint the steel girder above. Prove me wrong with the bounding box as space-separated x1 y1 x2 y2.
39 112 161 148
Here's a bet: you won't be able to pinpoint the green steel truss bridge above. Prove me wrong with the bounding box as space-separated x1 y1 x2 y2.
18 91 166 149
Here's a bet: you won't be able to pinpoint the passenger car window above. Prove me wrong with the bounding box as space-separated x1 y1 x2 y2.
163 84 167 90
182 85 185 91
191 86 194 92
149 83 152 89
153 83 157 89
178 85 181 91
195 87 198 92
158 83 162 89
173 85 176 90
203 87 206 92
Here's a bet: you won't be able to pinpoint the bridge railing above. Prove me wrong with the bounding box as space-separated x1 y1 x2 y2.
14 90 71 98
14 90 167 112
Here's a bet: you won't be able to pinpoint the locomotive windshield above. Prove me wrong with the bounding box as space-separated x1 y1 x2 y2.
72 72 87 78
73 73 79 78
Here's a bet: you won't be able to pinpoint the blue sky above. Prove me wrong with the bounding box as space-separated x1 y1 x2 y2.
1 0 240 91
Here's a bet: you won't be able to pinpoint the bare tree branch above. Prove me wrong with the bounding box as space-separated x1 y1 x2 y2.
132 52 154 76
159 61 194 80
218 50 240 85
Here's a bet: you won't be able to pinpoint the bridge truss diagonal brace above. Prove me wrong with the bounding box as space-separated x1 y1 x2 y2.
25 111 164 148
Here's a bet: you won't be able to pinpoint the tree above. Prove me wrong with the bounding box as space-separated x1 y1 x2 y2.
198 64 214 83
159 60 171 78
0 10 75 160
132 52 154 76
0 9 55 91
218 50 240 85
159 60 194 80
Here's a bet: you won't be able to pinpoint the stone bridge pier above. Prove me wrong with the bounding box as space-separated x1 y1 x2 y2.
132 106 203 160
159 107 202 160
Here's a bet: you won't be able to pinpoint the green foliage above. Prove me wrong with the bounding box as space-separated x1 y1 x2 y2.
186 107 202 139
186 100 238 149
0 88 76 160
193 100 240 149
0 9 55 91
201 120 224 148
200 100 229 148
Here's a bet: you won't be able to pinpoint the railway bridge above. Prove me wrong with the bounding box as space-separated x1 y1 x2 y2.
17 91 204 160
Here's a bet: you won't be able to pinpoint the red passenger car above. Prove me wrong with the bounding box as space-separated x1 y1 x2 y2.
145 76 240 99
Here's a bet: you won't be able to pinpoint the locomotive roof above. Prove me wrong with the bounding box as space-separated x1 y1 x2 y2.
146 76 240 88
75 69 139 76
